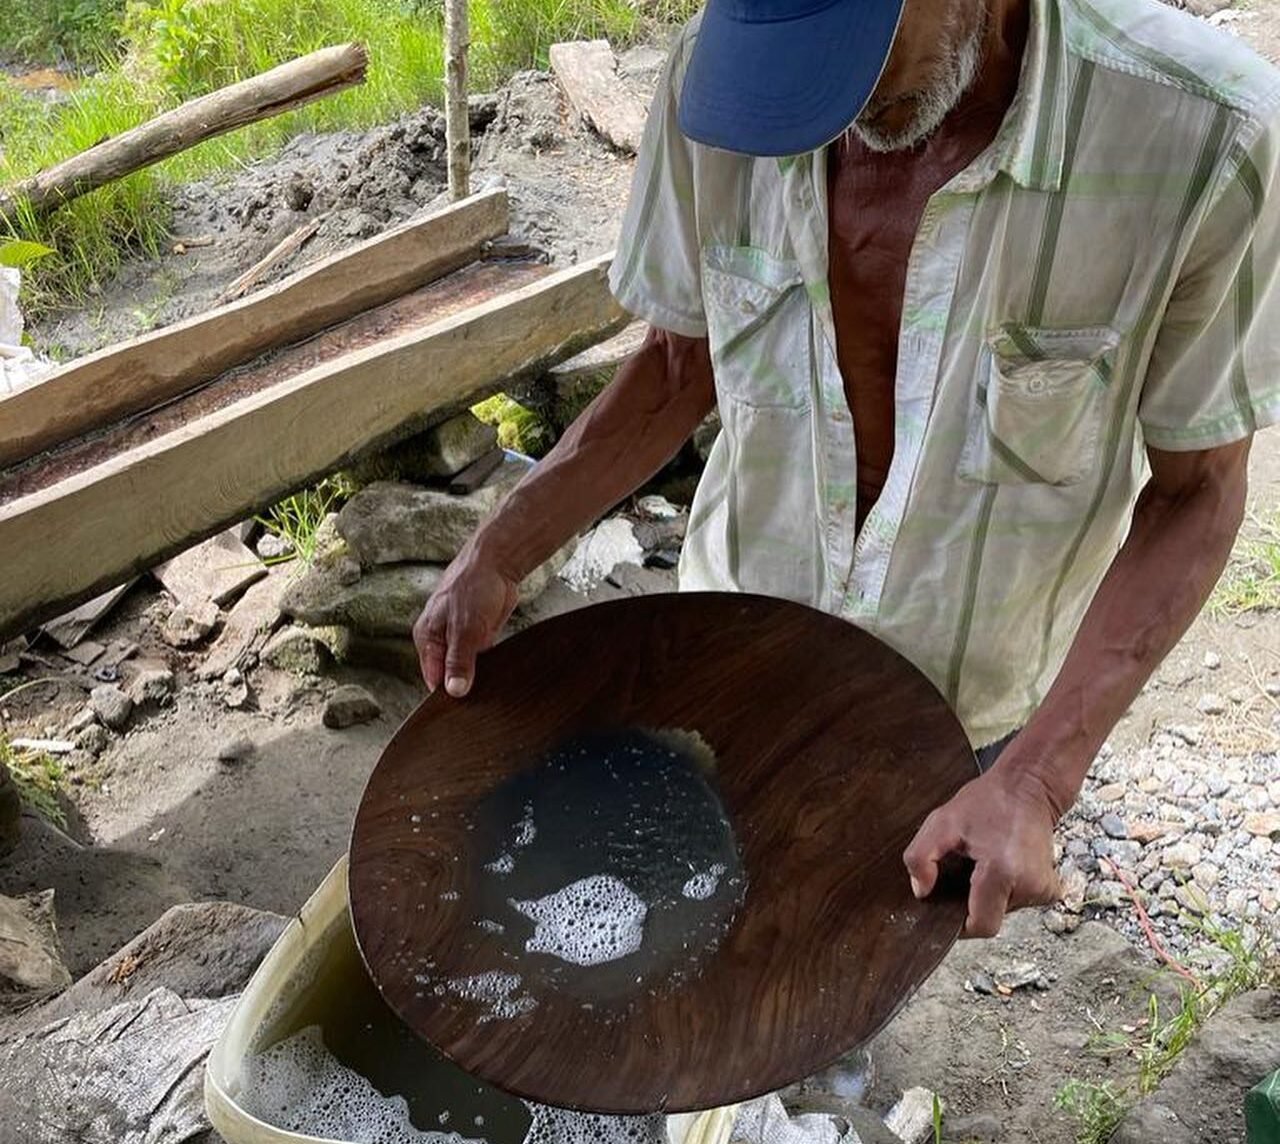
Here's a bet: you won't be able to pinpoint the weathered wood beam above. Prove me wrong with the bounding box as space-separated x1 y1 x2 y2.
0 254 628 641
0 44 368 227
0 189 510 469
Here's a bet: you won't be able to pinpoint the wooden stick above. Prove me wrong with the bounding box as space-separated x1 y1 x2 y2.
0 254 627 641
0 189 509 469
0 44 369 227
445 0 472 201
217 215 324 305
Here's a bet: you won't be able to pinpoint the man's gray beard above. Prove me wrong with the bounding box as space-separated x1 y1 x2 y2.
849 13 988 153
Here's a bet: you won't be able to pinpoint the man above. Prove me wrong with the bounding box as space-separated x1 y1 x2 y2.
416 0 1280 937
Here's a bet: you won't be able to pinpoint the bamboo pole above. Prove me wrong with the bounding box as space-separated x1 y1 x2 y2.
444 0 472 201
0 44 368 227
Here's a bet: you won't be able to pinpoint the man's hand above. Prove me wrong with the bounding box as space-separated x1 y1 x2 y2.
903 762 1061 938
413 548 519 698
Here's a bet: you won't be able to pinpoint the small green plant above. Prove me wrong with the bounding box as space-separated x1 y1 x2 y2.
256 474 353 564
1054 1079 1127 1144
0 736 68 828
1210 510 1280 617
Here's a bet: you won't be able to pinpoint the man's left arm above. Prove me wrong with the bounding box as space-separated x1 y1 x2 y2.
904 436 1251 937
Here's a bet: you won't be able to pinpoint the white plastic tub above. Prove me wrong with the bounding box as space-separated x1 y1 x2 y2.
205 856 737 1144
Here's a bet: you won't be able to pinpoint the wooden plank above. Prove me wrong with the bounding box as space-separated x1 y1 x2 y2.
549 41 647 155
0 254 627 642
0 189 510 470
0 44 368 227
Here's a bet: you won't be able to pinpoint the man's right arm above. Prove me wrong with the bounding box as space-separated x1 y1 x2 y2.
413 327 716 696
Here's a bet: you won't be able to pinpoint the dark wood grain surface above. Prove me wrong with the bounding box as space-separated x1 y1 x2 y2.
349 592 977 1114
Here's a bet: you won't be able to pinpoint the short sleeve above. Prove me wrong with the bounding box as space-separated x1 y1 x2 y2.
607 27 707 339
1139 109 1280 450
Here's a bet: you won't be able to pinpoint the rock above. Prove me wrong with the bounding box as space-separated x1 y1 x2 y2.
559 517 645 591
64 706 97 735
1197 693 1227 716
126 667 175 708
198 569 288 680
420 412 501 478
255 531 294 560
216 736 256 764
337 464 529 566
74 724 110 757
0 890 72 999
261 625 332 677
19 901 287 1031
285 563 444 637
1100 812 1129 839
1244 812 1280 840
88 685 133 732
1203 650 1221 671
883 1087 939 1144
322 684 382 729
0 988 238 1141
161 599 219 648
1161 840 1203 869
1111 1101 1197 1144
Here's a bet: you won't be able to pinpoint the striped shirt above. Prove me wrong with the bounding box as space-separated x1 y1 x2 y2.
608 0 1280 748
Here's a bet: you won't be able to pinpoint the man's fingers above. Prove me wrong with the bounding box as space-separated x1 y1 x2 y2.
903 811 964 899
413 607 447 692
964 860 1015 939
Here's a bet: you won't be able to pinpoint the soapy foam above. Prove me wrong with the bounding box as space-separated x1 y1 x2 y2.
510 875 647 967
238 1025 481 1144
445 970 538 1020
681 863 726 901
241 1026 668 1144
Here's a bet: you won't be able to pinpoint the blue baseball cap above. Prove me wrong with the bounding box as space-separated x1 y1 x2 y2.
678 0 907 157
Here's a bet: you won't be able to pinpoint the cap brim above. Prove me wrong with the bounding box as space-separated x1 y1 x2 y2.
678 0 906 157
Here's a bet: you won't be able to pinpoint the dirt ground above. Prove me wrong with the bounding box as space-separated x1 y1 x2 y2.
3 7 1280 1143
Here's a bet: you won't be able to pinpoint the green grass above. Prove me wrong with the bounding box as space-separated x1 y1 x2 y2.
256 473 354 564
2 0 699 314
0 735 68 829
1057 920 1279 1143
1209 510 1280 617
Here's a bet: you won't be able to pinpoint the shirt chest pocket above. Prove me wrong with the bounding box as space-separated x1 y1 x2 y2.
958 324 1122 488
701 246 811 411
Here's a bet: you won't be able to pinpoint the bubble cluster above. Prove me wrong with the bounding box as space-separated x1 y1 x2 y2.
239 1025 669 1144
446 970 538 1020
238 1025 481 1144
681 863 727 901
525 1105 667 1144
510 875 647 967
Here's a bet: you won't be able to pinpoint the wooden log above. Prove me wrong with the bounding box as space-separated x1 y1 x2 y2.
0 254 627 642
444 0 472 201
0 44 368 227
548 40 647 155
0 189 509 470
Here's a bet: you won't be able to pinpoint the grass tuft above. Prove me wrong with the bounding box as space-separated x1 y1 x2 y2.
1210 509 1280 617
0 736 68 828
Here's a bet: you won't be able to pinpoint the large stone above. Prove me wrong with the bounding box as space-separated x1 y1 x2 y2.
0 890 71 1000
19 901 287 1031
0 988 237 1142
337 480 501 565
284 542 572 639
322 684 382 729
284 563 445 637
161 598 219 648
89 684 133 731
198 568 289 680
